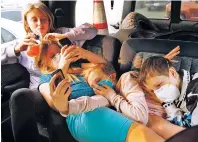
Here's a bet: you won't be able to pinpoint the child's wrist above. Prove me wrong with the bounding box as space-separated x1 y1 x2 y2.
62 33 68 39
82 50 88 59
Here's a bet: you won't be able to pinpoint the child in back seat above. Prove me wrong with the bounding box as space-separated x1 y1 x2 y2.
36 41 165 142
37 40 149 124
138 56 198 127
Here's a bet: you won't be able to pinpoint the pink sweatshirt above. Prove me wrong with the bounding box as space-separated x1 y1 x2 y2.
64 71 166 125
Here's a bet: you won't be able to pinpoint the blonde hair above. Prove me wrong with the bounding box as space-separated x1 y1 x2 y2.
34 40 58 74
23 2 55 34
34 40 79 82
82 63 116 83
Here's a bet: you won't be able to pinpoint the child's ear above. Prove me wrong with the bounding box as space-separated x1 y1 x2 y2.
169 67 177 77
110 72 117 83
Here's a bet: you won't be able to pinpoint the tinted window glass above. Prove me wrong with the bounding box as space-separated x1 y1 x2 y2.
1 28 16 44
135 1 170 19
1 10 22 22
75 0 124 34
180 0 198 21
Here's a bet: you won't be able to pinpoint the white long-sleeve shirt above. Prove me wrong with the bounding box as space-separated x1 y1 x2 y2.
1 23 97 89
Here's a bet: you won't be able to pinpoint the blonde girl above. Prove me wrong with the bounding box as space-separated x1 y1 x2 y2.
7 2 98 142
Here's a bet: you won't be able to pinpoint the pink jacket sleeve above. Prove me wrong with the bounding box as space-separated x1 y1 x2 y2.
60 95 109 117
104 71 149 125
56 23 97 47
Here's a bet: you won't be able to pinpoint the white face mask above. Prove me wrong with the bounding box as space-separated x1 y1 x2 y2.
154 84 180 103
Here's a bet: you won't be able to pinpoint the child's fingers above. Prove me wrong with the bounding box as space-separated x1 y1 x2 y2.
165 46 180 59
49 74 59 94
25 33 33 39
93 89 102 95
93 84 104 91
169 51 180 59
56 79 70 96
168 46 180 56
65 87 72 98
68 56 80 63
65 51 77 59
103 84 111 89
170 46 180 54
62 46 75 57
61 45 68 54
170 60 179 63
44 35 55 40
43 34 49 40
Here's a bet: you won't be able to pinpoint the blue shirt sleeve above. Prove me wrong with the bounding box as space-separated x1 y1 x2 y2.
39 74 52 84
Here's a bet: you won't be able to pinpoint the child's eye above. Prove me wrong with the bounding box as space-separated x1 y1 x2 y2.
41 18 48 23
31 18 37 22
52 54 60 61
156 83 162 89
94 78 101 84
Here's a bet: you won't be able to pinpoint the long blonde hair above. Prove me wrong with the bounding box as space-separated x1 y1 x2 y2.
23 2 55 34
35 40 116 83
34 40 79 82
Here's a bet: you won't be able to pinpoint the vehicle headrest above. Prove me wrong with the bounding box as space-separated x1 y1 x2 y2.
83 35 121 73
120 38 198 74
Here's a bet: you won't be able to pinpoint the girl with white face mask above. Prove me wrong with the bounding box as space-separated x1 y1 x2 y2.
139 56 198 128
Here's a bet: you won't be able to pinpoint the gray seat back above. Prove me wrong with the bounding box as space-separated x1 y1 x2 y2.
119 38 198 75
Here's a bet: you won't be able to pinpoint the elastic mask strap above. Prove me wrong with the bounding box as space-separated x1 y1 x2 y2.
106 74 115 85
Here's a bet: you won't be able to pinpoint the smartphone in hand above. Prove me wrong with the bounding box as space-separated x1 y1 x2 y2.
59 38 72 46
51 69 65 87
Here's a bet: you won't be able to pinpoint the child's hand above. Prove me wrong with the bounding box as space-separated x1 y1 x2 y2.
93 84 116 97
15 33 39 53
44 33 67 41
164 46 180 63
49 74 72 114
58 45 80 75
70 46 87 59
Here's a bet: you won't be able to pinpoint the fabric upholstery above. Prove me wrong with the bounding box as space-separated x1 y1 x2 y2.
1 63 30 102
83 35 121 73
119 38 198 74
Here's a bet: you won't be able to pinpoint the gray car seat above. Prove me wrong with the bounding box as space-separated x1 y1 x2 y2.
119 38 198 75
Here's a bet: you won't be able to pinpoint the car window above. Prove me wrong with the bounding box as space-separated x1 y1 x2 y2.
180 0 198 21
75 0 124 34
1 10 22 22
135 1 170 19
1 28 16 44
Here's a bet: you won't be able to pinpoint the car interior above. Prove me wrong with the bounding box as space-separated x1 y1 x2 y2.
1 0 198 142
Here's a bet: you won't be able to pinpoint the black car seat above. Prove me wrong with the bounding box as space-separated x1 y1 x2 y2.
1 63 30 98
119 38 198 75
43 1 76 28
83 35 121 73
1 63 30 142
154 30 198 42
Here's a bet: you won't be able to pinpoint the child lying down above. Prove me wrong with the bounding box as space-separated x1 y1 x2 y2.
138 56 198 127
